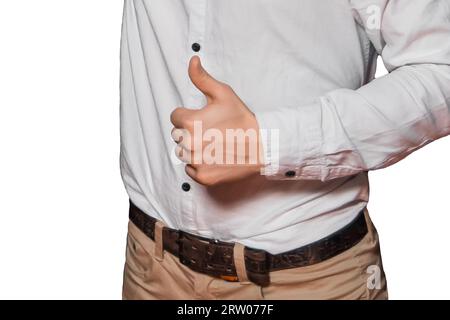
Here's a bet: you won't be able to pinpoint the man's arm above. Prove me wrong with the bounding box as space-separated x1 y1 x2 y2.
255 0 450 181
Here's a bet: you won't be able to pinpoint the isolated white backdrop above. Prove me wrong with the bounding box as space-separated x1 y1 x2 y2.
0 0 449 300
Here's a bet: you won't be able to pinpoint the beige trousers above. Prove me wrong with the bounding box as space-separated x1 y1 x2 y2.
122 209 388 300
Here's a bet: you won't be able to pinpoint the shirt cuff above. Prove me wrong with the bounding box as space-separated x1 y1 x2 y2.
254 100 323 179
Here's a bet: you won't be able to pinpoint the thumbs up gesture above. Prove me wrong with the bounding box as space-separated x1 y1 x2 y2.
170 56 263 186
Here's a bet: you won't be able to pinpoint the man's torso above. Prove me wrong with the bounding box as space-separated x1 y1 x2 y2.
120 0 377 254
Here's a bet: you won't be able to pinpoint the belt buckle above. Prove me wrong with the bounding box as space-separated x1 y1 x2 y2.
177 232 269 285
178 231 213 274
178 232 239 281
209 239 238 282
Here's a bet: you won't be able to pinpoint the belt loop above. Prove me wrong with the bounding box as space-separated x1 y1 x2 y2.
233 243 250 285
154 221 165 262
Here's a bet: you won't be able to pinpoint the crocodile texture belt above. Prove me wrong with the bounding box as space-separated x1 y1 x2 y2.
129 200 368 287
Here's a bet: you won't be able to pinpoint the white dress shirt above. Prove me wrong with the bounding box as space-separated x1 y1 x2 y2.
120 0 450 254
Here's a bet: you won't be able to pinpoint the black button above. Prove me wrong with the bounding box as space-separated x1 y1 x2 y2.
285 170 296 177
182 182 191 192
191 42 201 52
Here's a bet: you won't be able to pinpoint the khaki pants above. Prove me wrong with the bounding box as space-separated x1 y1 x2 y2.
122 209 388 300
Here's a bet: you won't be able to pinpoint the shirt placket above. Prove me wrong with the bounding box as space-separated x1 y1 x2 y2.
186 0 208 105
180 0 208 232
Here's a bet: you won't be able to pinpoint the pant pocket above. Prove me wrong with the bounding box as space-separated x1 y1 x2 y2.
124 231 155 280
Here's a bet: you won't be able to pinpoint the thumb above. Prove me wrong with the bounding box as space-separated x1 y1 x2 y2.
188 55 224 103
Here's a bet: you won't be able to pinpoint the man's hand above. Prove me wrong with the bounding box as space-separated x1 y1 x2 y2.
170 55 263 186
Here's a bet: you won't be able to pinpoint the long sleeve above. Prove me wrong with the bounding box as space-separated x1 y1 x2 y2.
255 0 450 181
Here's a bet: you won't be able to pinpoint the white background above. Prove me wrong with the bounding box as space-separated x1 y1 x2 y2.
0 1 449 300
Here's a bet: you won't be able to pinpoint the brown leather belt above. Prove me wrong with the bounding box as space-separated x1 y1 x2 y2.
129 201 368 287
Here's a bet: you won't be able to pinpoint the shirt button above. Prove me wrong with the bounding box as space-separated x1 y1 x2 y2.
182 182 191 192
191 42 201 52
285 170 296 178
